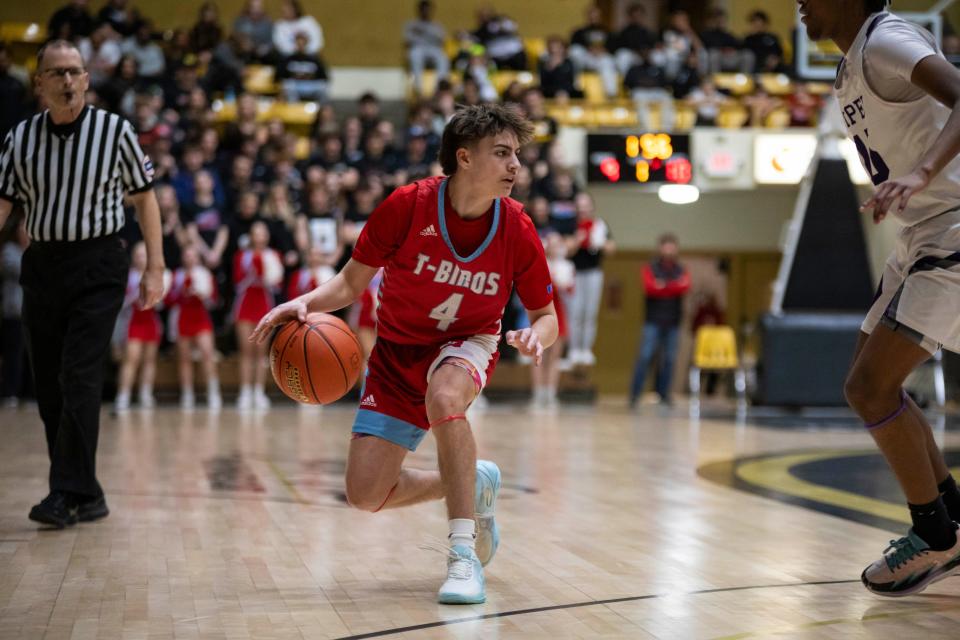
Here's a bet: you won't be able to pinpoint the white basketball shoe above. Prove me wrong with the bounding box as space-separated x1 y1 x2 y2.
437 544 486 604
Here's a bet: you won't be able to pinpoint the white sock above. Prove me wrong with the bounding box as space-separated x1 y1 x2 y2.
240 384 252 397
181 384 193 396
448 518 476 550
253 383 265 397
139 384 152 397
115 390 130 404
207 378 220 395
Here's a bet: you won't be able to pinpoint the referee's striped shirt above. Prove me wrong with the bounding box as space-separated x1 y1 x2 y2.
0 105 154 242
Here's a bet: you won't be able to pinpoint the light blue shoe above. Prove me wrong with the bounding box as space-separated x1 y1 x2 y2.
437 544 486 604
475 460 501 567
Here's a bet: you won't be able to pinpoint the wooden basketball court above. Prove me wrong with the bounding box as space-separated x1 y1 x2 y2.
3 399 960 639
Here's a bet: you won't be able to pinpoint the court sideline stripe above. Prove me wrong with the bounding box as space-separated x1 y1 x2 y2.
333 579 859 639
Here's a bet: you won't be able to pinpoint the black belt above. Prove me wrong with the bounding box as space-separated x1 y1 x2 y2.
29 232 121 254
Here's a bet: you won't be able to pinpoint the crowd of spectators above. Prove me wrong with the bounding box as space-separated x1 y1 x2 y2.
0 1 883 404
0 1 595 385
411 3 801 101
403 3 837 129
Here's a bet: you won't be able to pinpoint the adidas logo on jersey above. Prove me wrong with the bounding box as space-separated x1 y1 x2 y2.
419 224 438 237
360 394 377 407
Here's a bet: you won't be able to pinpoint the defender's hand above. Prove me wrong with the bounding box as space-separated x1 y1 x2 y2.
861 169 930 223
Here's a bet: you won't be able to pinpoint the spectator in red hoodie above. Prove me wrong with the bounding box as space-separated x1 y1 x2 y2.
629 233 690 407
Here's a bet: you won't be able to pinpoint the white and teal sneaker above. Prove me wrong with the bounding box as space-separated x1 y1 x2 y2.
475 460 501 567
437 544 486 604
861 528 960 597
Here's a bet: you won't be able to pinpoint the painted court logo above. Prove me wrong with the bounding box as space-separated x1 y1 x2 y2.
419 224 438 237
360 394 377 407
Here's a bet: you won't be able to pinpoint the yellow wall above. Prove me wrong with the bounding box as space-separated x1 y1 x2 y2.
0 0 589 66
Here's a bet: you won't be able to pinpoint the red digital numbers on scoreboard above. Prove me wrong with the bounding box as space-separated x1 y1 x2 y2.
665 158 692 184
599 157 621 182
587 134 692 185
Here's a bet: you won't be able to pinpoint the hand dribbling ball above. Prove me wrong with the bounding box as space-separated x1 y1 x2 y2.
269 313 363 404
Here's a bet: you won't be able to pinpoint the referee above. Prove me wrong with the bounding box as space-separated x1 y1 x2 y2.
0 40 165 528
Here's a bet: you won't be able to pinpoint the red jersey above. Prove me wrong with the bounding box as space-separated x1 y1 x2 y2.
351 176 552 345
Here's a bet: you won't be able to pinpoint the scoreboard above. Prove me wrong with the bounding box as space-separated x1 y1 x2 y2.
586 133 692 185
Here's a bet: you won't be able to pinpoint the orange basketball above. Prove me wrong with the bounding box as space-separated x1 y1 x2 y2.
269 312 364 404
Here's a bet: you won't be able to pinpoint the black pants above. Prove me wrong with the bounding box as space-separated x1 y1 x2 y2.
1 317 25 397
20 234 128 499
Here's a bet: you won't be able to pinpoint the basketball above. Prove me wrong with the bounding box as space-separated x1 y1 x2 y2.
269 313 364 404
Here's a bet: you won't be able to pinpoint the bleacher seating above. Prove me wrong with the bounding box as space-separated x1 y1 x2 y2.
760 73 793 96
0 16 826 139
717 104 750 129
592 104 638 128
210 99 315 157
0 22 43 44
396 64 822 132
407 68 464 99
243 64 279 95
1 21 43 71
578 71 611 105
212 98 318 128
523 36 545 69
764 107 792 128
490 70 536 95
713 73 755 97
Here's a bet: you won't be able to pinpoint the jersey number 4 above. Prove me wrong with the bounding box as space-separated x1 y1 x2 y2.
853 134 890 186
429 293 463 330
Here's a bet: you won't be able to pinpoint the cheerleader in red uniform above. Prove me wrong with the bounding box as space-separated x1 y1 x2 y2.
166 243 220 410
530 231 572 409
233 221 284 410
354 267 382 362
286 245 336 302
115 242 166 411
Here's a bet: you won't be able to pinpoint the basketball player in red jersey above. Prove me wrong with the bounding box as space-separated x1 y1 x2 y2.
251 104 557 604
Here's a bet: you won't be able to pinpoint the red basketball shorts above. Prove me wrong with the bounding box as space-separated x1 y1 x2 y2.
351 334 499 450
